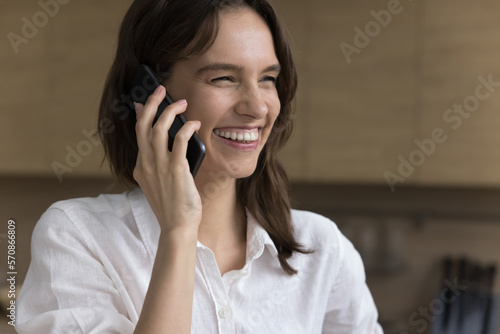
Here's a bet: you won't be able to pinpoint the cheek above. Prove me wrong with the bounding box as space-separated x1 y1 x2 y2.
263 96 282 145
183 90 219 123
268 94 281 125
182 91 231 142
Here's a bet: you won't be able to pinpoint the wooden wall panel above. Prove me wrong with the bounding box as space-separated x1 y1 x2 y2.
2 0 500 187
1 2 51 173
304 0 419 183
274 0 311 179
1 0 133 177
418 0 500 186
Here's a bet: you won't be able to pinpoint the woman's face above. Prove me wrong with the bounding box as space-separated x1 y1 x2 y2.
165 8 281 180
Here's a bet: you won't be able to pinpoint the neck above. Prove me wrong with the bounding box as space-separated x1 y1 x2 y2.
194 171 246 252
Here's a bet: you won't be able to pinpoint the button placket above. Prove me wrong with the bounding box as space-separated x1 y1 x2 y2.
198 247 235 332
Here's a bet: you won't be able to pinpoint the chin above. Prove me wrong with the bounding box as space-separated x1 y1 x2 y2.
196 155 259 183
225 159 259 180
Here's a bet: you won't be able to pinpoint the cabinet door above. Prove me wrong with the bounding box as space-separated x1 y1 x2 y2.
418 0 500 186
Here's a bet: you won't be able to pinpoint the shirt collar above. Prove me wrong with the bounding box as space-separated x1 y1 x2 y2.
128 188 279 264
245 208 279 263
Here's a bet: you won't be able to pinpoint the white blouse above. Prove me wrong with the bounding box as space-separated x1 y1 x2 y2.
16 188 383 333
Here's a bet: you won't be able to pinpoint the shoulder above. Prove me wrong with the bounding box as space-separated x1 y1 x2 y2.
33 190 137 247
290 209 343 248
49 191 132 219
290 209 364 280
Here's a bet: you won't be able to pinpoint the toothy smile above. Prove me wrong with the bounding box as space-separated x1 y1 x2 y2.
213 128 259 143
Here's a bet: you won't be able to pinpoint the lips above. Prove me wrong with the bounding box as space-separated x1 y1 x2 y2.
213 128 259 143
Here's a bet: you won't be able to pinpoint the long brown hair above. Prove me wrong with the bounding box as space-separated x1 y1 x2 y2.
98 0 311 275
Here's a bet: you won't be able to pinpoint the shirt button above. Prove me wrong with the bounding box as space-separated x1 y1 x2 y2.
218 308 230 319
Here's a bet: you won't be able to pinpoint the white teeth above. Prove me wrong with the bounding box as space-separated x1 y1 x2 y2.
214 129 259 143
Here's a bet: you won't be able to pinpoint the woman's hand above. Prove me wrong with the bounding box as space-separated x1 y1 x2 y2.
133 85 202 235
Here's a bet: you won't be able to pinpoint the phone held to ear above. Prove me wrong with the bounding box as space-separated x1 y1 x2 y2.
126 64 206 177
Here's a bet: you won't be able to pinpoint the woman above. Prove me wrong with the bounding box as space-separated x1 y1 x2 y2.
17 0 383 333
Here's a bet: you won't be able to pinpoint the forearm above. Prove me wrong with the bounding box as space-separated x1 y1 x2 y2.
134 229 198 334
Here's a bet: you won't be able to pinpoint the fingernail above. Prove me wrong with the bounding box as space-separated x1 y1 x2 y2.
154 85 163 95
134 102 142 113
177 99 187 105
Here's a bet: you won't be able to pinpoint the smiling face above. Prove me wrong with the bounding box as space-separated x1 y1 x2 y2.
165 8 281 180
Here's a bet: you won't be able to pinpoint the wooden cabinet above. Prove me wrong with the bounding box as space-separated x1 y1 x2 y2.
2 0 500 186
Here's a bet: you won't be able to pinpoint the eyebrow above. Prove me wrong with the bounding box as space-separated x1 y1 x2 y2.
196 63 281 75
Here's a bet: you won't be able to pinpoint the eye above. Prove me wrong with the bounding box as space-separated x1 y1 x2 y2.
261 76 277 84
211 76 234 83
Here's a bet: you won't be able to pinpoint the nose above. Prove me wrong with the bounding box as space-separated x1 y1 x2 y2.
234 84 268 119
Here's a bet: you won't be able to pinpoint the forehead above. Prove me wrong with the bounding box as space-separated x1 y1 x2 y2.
193 8 278 67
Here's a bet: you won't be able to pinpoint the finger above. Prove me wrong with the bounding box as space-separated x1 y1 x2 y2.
134 102 145 147
151 99 188 165
135 85 166 148
134 101 144 113
132 103 151 184
133 103 154 171
170 120 202 168
142 85 167 125
135 86 169 167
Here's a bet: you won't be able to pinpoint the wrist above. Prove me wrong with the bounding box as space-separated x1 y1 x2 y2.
159 226 198 248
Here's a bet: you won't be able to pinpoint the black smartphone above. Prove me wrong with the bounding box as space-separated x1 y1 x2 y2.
126 64 205 177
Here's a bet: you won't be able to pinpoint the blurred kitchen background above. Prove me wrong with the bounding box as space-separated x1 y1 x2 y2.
2 0 500 333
